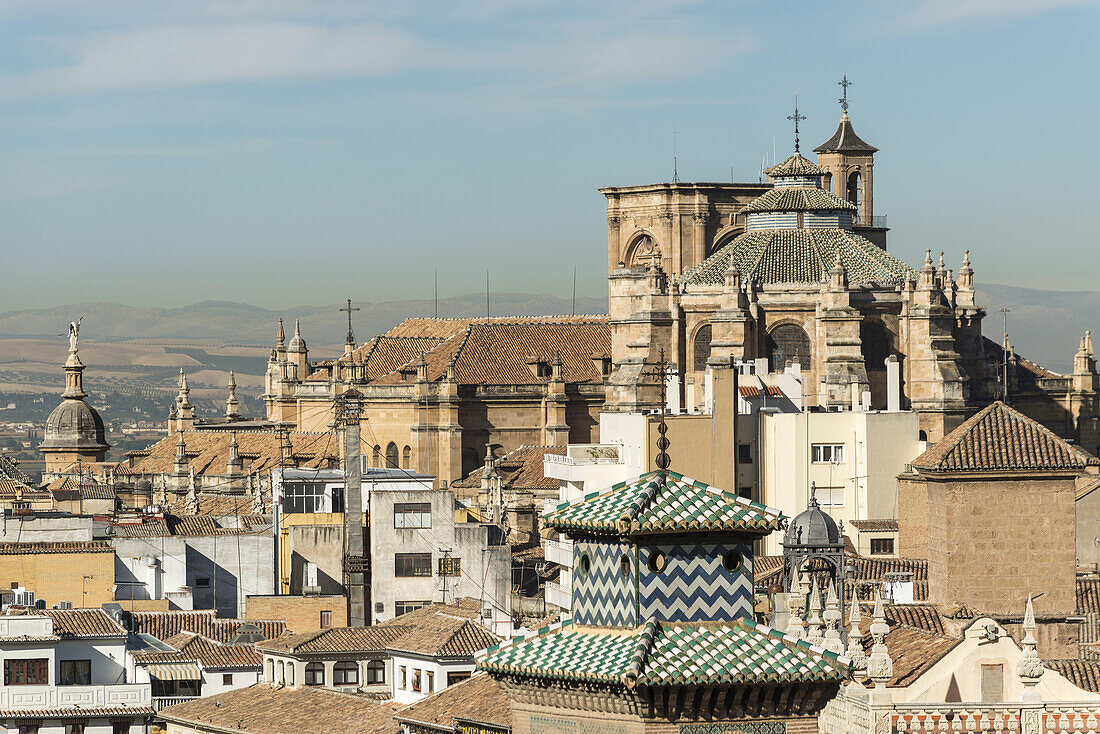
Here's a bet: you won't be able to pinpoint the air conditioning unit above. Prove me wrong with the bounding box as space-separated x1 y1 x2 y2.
482 607 493 620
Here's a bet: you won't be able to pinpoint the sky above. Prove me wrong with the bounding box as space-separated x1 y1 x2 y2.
0 0 1097 312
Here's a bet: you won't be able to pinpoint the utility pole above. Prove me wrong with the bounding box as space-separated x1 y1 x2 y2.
438 547 453 605
337 389 369 625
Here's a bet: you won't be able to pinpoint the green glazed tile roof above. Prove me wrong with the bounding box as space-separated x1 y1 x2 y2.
543 470 783 536
766 152 828 178
743 187 855 214
477 617 849 687
678 229 913 287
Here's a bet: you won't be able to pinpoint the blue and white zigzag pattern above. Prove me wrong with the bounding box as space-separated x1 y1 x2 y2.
639 543 752 623
572 540 636 628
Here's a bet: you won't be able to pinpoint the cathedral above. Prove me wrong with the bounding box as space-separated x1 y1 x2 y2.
601 94 1098 446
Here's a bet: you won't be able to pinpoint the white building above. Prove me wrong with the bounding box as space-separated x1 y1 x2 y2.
130 630 263 712
0 609 153 733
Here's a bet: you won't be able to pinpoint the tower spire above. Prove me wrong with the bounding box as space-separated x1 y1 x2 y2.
226 371 240 421
787 94 807 153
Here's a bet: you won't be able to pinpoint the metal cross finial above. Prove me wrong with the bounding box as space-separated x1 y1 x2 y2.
787 94 807 152
838 74 851 113
340 299 360 346
643 349 672 473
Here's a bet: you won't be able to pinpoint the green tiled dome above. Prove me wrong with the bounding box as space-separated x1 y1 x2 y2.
743 187 855 214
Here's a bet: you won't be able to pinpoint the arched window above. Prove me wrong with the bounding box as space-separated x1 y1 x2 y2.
768 325 812 371
402 446 411 468
693 324 712 372
627 233 660 267
385 442 399 469
333 661 359 686
304 662 324 686
860 322 893 371
372 445 382 467
366 659 385 684
822 172 833 194
285 662 294 685
265 658 273 682
847 171 862 214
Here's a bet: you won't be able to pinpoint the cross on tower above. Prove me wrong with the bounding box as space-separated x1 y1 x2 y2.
838 74 851 113
642 349 673 472
340 299 360 346
787 95 807 152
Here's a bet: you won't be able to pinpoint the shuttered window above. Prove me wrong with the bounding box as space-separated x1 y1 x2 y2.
981 663 1004 703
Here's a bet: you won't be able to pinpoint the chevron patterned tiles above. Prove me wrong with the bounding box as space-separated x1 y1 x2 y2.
573 540 637 627
680 723 786 734
640 542 753 623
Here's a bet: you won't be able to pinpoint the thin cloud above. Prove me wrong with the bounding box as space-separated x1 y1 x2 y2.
4 23 431 95
890 0 1095 31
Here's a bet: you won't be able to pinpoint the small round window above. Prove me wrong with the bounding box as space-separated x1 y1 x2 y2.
722 550 743 573
647 551 667 574
620 554 631 578
578 553 592 578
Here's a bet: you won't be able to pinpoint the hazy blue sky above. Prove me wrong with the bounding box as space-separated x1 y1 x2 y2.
0 0 1096 312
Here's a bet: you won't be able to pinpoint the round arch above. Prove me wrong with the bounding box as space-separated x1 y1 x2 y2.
623 230 662 267
691 323 713 373
708 225 744 257
766 322 812 372
385 442 399 469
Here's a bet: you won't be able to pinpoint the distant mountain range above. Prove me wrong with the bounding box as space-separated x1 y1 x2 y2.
0 285 1093 373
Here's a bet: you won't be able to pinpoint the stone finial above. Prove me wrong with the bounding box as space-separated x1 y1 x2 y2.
1017 594 1044 703
785 568 807 639
226 371 240 421
1087 330 1094 357
226 432 243 476
178 368 189 396
276 318 286 349
250 473 266 514
924 249 933 267
846 587 868 671
184 468 198 516
868 586 893 685
172 432 189 477
806 577 825 646
822 581 844 654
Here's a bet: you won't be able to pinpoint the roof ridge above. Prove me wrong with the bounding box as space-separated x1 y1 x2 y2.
740 618 852 668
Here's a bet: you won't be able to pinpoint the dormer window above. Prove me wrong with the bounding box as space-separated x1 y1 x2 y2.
526 357 551 378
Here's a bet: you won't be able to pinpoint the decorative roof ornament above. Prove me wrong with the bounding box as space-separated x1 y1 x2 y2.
225 371 240 421
868 586 893 685
822 581 844 654
1017 593 1044 702
172 432 189 477
838 74 851 113
184 467 198 516
276 318 286 350
846 587 867 670
250 473 266 514
226 432 243 476
806 577 825 646
340 299 359 351
787 94 807 153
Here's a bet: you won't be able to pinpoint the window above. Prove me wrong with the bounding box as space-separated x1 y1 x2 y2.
395 553 432 577
402 446 411 468
737 444 752 464
738 487 753 500
282 482 326 514
768 324 812 371
195 577 211 588
386 442 399 468
647 551 667 574
366 660 385 684
304 662 325 686
334 661 359 686
411 668 422 693
981 664 1004 703
330 486 345 514
399 666 407 690
870 538 895 556
5 658 48 685
811 444 845 464
394 503 431 529
320 610 332 629
395 600 429 616
447 671 471 686
693 324 712 372
722 550 743 573
815 486 845 507
59 659 91 685
425 671 434 693
222 673 233 686
577 552 591 578
65 725 85 734
847 171 862 213
19 726 39 734
438 556 461 577
112 723 131 734
373 445 383 467
620 554 631 578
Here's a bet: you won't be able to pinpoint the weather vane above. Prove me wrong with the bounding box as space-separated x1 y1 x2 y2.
838 74 851 113
787 94 807 152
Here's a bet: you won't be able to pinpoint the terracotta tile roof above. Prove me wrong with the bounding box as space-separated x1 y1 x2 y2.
111 514 269 536
850 519 898 532
871 624 957 688
0 456 33 485
982 338 1063 390
127 610 285 644
396 673 511 731
885 604 946 636
679 228 912 287
42 609 126 638
161 494 272 518
0 480 48 500
257 625 411 655
1077 579 1100 614
0 706 153 720
135 631 261 670
814 113 879 154
0 540 112 554
452 445 564 491
159 683 402 734
544 470 783 537
911 401 1099 473
117 429 339 478
348 335 450 381
372 319 611 386
378 603 500 658
738 384 784 398
766 152 828 178
1045 659 1100 693
479 617 848 686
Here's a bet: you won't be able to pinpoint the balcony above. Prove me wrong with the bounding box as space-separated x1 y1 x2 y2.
545 444 622 466
0 683 151 711
545 580 571 610
544 444 632 486
544 538 573 567
154 695 200 712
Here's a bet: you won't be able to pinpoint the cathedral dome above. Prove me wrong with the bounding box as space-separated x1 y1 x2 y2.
41 398 108 452
783 493 842 548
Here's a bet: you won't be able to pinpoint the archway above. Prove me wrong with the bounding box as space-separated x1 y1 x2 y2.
625 232 661 267
692 324 712 373
385 442 399 469
847 171 862 215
